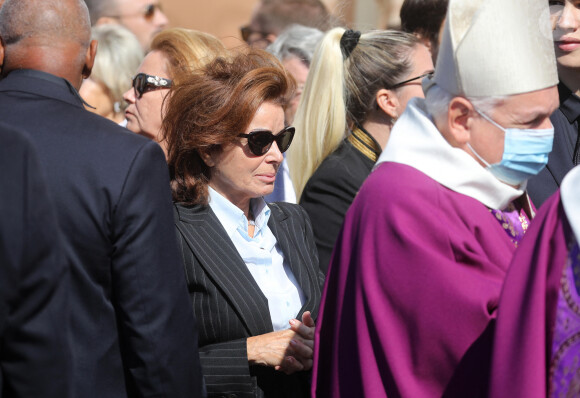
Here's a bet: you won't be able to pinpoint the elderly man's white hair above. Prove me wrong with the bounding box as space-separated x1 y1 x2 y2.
424 84 506 121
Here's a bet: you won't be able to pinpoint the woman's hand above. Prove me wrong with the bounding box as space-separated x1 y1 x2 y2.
282 311 315 372
246 311 315 375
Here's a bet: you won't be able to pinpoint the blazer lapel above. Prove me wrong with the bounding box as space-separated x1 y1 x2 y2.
175 204 273 336
267 204 321 319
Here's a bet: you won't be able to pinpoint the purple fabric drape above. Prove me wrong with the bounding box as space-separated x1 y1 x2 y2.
550 243 580 397
313 162 523 398
489 191 572 398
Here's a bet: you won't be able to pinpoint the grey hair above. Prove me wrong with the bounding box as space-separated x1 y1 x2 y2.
266 24 324 66
89 24 144 111
425 84 506 119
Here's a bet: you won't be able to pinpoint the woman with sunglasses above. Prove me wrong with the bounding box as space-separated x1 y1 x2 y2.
123 28 227 156
79 24 143 124
287 28 434 274
163 48 324 398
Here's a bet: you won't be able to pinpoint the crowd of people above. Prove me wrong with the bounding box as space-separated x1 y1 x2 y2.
1 0 580 397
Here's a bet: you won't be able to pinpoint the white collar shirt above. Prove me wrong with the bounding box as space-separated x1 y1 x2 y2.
208 187 305 331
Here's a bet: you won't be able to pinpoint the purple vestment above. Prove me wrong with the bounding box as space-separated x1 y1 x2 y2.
312 162 524 398
550 243 580 397
489 192 575 398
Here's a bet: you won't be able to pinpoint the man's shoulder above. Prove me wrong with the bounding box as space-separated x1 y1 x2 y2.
51 106 159 163
80 112 151 148
357 162 483 216
0 74 152 154
363 162 442 196
305 140 373 194
317 140 372 174
0 121 34 155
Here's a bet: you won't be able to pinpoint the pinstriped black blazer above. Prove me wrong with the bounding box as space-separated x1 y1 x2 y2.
174 201 324 398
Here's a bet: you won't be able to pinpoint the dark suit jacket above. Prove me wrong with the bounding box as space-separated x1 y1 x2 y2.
174 201 324 398
0 70 204 398
0 122 71 397
528 83 580 207
300 131 380 275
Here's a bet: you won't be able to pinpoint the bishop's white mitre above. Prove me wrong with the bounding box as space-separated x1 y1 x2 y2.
424 0 558 97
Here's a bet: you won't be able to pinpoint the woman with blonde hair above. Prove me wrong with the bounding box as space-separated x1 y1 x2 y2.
288 27 434 273
123 28 228 155
80 24 143 123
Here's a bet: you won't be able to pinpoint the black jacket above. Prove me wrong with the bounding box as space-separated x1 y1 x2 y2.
0 122 71 397
174 201 324 398
300 129 380 274
0 69 204 398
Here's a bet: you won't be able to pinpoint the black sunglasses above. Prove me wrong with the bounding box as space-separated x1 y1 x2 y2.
132 73 173 98
240 25 269 43
109 4 160 21
141 4 160 19
391 71 434 89
238 126 295 156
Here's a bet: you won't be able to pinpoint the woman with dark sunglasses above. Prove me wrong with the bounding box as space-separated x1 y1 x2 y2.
163 48 324 398
122 28 227 156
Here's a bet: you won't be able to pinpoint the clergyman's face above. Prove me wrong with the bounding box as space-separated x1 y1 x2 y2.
467 86 559 167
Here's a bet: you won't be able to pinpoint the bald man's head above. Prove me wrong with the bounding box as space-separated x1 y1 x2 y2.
0 0 97 89
0 0 91 47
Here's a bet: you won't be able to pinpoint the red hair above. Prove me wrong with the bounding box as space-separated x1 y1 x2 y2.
164 48 295 205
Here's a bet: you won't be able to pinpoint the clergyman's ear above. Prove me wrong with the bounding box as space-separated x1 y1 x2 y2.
446 96 475 147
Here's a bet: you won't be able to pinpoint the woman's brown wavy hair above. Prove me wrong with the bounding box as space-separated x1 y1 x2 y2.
163 48 296 205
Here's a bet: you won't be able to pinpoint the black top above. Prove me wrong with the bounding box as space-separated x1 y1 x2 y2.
300 127 381 274
528 82 580 207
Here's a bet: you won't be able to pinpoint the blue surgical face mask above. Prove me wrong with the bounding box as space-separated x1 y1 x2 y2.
467 108 554 186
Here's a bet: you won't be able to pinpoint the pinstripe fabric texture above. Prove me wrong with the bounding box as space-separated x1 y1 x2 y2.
174 201 324 398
